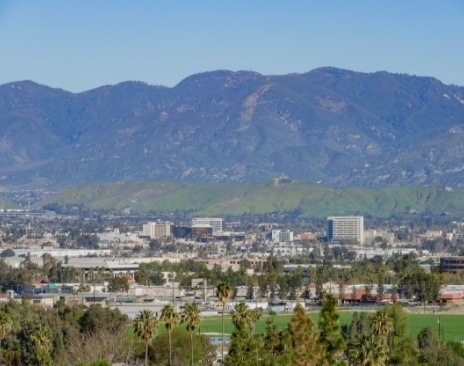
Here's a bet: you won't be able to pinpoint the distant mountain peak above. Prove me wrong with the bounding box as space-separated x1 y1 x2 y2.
1 68 464 189
174 69 263 90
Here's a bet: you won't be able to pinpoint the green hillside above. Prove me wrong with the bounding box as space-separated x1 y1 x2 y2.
0 199 20 210
39 179 464 218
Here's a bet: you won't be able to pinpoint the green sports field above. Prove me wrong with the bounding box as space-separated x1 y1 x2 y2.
196 312 464 342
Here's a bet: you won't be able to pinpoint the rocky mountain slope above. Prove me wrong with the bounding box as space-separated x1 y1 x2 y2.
1 67 464 188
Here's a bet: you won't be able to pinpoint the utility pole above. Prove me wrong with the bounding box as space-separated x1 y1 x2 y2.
255 285 258 309
171 274 175 303
204 279 207 302
438 315 441 340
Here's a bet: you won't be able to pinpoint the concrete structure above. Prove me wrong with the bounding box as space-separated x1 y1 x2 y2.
16 294 56 307
299 232 317 241
425 230 443 239
142 222 172 240
97 229 144 246
62 258 139 280
271 229 293 243
192 217 223 233
364 229 395 245
196 257 266 271
9 248 111 259
446 232 455 241
328 216 364 244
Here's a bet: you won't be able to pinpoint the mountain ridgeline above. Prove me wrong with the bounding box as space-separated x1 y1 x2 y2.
39 179 464 218
1 67 464 189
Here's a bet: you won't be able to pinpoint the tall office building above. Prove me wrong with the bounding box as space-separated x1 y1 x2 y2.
191 218 223 233
327 216 364 244
142 222 171 240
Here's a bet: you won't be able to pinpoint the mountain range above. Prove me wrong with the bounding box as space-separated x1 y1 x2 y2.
1 67 464 189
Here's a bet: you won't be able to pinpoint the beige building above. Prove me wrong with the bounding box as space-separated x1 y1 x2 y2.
328 216 364 244
425 230 443 239
142 222 172 240
364 229 395 245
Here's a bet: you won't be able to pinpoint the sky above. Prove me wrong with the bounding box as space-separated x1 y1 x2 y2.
1 1 463 92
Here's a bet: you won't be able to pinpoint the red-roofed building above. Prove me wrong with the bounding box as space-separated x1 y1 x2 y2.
346 288 366 303
438 293 462 304
122 274 136 286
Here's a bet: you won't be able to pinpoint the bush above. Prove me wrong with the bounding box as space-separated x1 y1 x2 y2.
150 327 215 365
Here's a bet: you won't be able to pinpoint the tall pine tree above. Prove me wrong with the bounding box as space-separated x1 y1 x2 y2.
318 294 345 364
286 304 328 366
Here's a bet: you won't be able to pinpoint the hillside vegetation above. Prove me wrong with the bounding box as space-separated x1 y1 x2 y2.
39 179 464 218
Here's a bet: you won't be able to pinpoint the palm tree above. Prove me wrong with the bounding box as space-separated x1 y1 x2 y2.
0 311 12 348
370 311 393 344
134 310 159 366
216 281 233 361
75 267 83 282
230 302 250 329
247 308 261 336
181 303 201 366
30 324 51 351
161 304 179 366
97 266 105 283
231 303 262 359
30 324 52 366
347 334 388 366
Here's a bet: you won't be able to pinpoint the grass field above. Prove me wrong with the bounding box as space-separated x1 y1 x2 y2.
194 312 464 342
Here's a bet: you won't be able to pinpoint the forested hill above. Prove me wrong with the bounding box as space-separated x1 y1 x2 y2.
1 67 464 189
39 180 464 218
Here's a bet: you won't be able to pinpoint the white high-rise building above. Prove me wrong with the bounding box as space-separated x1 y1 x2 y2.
327 216 364 244
142 222 171 240
191 218 223 233
271 229 294 243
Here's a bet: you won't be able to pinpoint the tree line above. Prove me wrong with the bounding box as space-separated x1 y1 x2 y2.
134 254 450 304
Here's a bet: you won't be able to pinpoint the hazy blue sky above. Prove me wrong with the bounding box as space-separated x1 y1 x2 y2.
1 1 463 92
